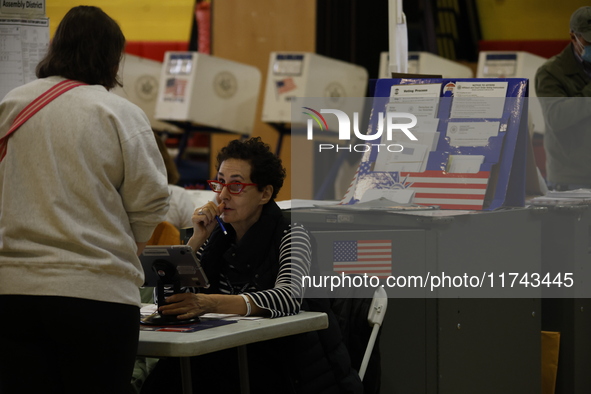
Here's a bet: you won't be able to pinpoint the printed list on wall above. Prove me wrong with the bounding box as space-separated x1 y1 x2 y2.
0 17 49 101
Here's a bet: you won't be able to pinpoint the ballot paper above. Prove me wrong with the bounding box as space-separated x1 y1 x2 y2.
200 313 263 321
530 189 591 206
140 304 262 321
544 189 591 199
276 199 340 210
316 196 438 211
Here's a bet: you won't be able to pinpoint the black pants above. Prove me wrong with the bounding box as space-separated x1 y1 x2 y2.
0 295 139 394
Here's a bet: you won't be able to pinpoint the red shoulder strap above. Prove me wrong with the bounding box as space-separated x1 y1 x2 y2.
0 79 87 162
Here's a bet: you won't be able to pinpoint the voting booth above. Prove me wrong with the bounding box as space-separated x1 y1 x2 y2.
262 52 369 199
112 54 179 133
378 51 474 79
262 52 369 124
477 51 547 135
155 51 261 135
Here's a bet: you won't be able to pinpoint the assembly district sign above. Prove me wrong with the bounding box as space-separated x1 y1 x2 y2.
0 0 45 17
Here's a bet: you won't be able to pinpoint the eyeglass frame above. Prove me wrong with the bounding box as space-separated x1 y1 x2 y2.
207 180 258 195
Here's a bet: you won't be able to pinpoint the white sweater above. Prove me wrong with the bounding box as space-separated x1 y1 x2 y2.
0 76 170 307
166 184 195 230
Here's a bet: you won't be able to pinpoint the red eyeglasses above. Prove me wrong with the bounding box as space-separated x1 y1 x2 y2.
207 180 257 195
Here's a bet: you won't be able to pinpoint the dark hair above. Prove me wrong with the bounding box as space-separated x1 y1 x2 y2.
216 137 285 200
36 6 125 90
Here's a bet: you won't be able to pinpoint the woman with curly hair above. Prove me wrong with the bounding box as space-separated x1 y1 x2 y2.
142 137 362 394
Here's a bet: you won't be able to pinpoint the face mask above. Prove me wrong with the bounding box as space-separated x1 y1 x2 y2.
575 35 591 63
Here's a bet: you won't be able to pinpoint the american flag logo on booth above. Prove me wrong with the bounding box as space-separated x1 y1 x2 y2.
275 77 297 95
333 240 392 278
164 78 188 97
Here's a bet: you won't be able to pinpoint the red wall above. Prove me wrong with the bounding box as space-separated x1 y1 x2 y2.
125 41 189 62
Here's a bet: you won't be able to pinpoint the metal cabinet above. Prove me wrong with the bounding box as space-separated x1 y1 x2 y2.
540 205 591 394
292 207 542 393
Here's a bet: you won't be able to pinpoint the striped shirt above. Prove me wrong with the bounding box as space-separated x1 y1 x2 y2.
194 223 312 318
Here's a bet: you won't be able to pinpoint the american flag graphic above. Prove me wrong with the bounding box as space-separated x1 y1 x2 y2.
400 170 490 210
164 78 188 97
333 240 392 278
342 156 490 210
275 78 297 95
340 161 373 204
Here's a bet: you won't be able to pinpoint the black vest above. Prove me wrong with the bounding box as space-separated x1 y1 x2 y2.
199 201 290 294
198 201 364 394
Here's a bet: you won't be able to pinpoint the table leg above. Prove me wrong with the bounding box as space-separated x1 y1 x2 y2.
237 345 250 394
179 358 193 394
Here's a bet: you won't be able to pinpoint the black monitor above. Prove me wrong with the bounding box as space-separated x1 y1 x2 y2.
139 245 209 325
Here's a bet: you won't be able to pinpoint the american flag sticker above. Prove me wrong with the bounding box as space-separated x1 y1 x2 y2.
164 78 188 98
275 77 297 95
333 240 392 278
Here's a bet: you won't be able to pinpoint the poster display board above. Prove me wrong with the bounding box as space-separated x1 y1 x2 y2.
341 78 529 210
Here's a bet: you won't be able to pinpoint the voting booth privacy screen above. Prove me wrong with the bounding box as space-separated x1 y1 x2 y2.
112 54 180 133
262 52 369 124
378 51 474 79
155 51 261 135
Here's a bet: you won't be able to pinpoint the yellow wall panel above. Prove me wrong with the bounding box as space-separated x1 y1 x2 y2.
47 1 591 52
46 0 195 41
477 0 590 40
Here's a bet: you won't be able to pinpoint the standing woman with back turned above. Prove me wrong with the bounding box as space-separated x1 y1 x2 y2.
0 6 170 394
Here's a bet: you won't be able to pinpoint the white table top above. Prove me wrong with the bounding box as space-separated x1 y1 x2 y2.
137 311 328 358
